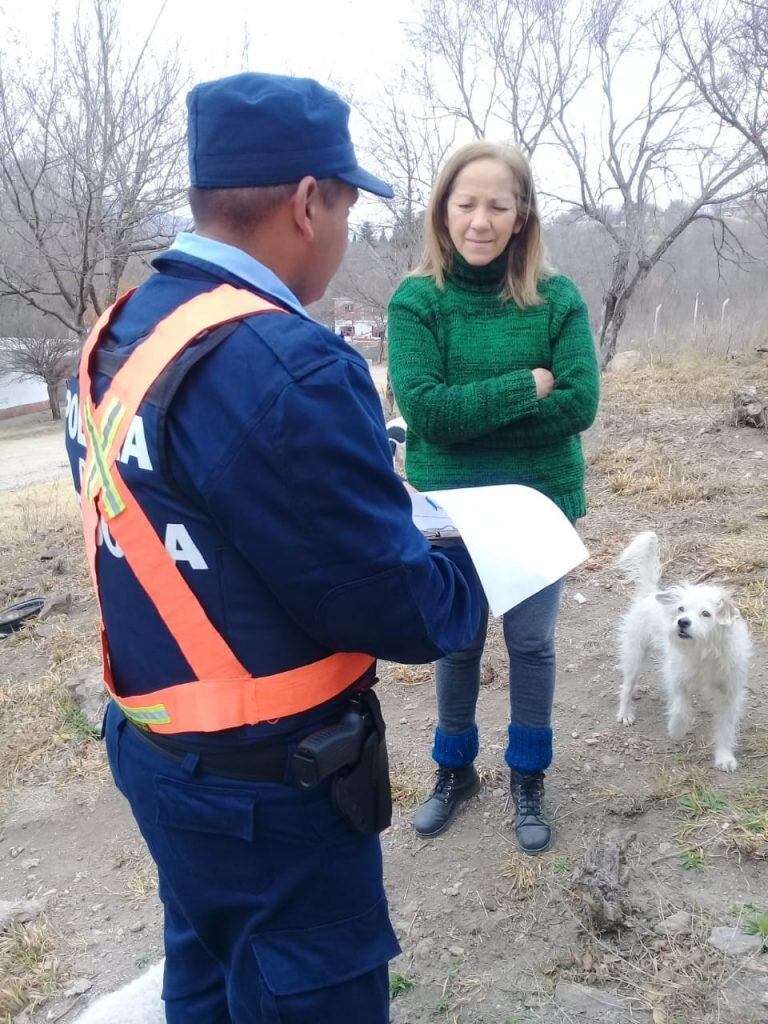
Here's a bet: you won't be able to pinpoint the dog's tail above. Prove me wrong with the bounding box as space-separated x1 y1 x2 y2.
617 531 661 597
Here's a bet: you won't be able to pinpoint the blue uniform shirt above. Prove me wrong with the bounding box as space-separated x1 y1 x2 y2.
65 236 481 742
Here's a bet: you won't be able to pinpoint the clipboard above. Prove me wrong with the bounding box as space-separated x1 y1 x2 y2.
409 491 460 540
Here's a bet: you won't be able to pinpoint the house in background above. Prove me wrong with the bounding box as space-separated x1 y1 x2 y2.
333 298 385 362
0 369 49 420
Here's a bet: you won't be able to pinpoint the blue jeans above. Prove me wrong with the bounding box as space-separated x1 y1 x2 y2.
432 564 565 773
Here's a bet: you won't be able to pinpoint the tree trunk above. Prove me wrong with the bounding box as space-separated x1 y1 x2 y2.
47 381 62 420
597 250 656 369
598 251 629 369
598 311 626 369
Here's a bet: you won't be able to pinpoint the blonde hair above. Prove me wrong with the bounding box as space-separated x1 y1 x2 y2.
413 141 551 307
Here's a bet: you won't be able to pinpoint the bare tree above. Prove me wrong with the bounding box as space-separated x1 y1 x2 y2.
347 0 765 369
413 0 591 155
355 0 589 260
672 0 768 164
350 68 457 412
356 68 457 285
546 0 762 366
0 335 78 419
0 0 187 338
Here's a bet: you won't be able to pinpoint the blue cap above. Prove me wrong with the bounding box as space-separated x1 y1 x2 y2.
187 72 394 199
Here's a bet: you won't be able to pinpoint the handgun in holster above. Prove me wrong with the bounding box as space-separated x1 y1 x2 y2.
292 689 392 835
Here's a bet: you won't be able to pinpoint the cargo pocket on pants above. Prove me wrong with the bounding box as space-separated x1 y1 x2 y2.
154 775 272 894
250 895 400 1021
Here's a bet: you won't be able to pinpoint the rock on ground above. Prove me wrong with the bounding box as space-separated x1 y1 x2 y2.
708 926 765 956
653 909 692 936
554 980 652 1021
63 664 107 730
605 350 644 376
0 898 45 931
38 591 73 620
719 962 768 1020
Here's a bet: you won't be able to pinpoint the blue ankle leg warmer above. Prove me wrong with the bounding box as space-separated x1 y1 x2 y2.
432 725 479 768
505 724 553 772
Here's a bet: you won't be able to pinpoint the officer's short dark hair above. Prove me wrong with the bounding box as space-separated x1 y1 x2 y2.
188 178 345 232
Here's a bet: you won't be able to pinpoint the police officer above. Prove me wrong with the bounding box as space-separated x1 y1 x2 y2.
64 72 482 1024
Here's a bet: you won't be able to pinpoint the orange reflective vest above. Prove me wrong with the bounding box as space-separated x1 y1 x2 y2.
78 284 375 734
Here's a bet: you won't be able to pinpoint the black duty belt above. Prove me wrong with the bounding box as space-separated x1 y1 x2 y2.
125 718 293 783
124 686 393 834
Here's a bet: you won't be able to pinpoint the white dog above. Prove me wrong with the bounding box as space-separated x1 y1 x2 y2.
616 531 751 771
386 415 407 474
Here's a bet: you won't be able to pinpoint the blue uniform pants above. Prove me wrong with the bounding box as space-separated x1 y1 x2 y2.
104 702 399 1023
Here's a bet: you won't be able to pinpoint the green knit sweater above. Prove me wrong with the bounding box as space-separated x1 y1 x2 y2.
387 253 600 520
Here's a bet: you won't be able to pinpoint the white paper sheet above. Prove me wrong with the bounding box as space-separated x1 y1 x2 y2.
423 485 588 617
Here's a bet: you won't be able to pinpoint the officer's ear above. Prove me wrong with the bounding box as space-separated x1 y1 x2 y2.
290 176 320 242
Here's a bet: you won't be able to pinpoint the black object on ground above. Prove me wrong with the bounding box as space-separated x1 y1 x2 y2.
0 597 46 637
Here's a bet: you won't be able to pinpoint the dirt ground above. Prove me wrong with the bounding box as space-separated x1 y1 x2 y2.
0 414 72 494
1 353 767 1024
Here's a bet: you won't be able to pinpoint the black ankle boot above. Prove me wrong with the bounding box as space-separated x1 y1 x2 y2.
413 764 480 838
509 769 551 854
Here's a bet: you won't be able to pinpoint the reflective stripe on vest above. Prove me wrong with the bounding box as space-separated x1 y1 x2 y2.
78 284 375 734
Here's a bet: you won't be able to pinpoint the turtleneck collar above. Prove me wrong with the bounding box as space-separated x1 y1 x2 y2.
446 249 508 292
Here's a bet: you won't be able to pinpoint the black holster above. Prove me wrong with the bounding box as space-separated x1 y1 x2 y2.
292 689 392 835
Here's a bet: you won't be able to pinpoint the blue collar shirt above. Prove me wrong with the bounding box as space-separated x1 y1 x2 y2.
166 232 316 323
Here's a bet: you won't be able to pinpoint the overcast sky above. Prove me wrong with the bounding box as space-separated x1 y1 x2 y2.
0 0 739 227
0 0 417 226
1 0 415 94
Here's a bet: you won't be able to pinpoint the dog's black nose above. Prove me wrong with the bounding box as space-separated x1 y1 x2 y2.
677 617 691 630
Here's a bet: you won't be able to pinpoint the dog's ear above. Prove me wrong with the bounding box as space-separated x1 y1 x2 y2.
654 589 679 606
715 595 738 625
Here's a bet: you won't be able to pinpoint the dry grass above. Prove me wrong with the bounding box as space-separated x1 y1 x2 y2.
709 532 768 575
590 438 731 508
731 577 768 639
743 727 768 761
0 917 61 1017
436 962 489 1018
500 851 550 899
390 763 425 809
0 480 87 600
499 850 575 905
477 763 506 788
606 462 728 506
602 351 768 414
589 358 768 547
548 908 724 1022
700 531 768 637
596 764 704 819
390 664 432 687
0 478 104 795
109 847 158 907
66 738 109 783
0 623 102 791
588 411 768 640
674 766 768 864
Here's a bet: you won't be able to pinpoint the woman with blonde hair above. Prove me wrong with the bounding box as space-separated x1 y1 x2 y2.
388 141 599 853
